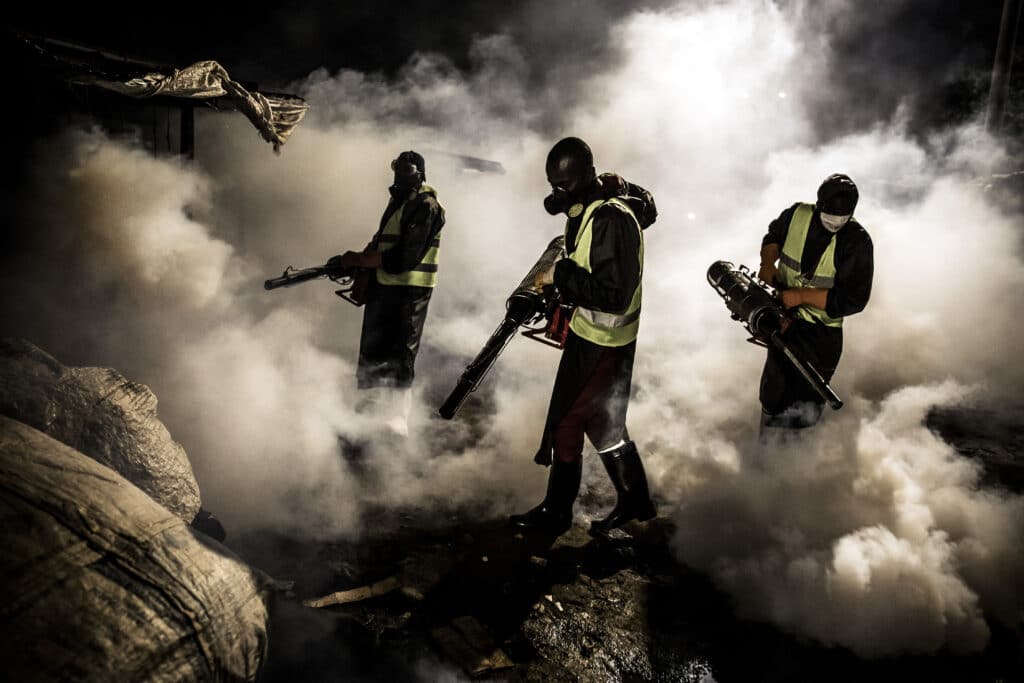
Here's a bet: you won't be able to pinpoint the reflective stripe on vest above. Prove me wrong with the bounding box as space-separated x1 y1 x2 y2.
777 203 844 327
376 183 443 287
566 197 644 347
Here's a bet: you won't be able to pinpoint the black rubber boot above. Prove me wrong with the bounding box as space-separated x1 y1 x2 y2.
510 459 582 535
590 441 656 536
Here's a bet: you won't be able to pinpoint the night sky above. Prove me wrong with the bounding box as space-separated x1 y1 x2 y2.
6 1 1015 140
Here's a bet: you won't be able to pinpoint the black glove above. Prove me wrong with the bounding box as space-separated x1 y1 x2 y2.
533 447 552 467
326 254 344 268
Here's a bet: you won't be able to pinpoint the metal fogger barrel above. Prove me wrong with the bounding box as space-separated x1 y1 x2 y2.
440 236 565 419
707 260 843 410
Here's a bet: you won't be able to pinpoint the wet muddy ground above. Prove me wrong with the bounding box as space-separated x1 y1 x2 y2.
231 405 1024 682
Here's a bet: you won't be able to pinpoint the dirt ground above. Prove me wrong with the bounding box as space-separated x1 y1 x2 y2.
231 404 1024 682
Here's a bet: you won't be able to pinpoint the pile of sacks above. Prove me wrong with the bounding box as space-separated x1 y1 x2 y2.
0 339 268 681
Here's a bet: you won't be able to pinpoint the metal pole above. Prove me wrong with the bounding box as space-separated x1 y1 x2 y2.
986 0 1023 134
180 103 195 161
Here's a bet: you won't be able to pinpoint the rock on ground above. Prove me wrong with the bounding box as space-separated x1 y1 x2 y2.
0 337 200 520
0 415 268 681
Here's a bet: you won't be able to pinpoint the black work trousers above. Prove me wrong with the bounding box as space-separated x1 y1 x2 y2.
356 278 432 390
759 319 842 428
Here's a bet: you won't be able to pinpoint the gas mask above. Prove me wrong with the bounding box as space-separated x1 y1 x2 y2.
543 186 584 217
820 212 851 233
390 158 422 193
544 186 571 215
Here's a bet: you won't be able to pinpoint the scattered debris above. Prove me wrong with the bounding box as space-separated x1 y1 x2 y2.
591 527 633 543
399 555 448 601
245 512 1022 681
430 615 513 677
400 586 425 602
303 576 400 608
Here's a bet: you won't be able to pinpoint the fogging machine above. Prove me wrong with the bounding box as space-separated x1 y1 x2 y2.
707 260 843 410
264 262 371 306
439 235 571 419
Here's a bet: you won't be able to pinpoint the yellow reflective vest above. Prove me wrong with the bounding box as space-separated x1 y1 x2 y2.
777 203 850 327
565 197 643 346
376 184 443 287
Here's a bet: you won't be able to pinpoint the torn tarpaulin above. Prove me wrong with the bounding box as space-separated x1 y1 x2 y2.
76 59 309 152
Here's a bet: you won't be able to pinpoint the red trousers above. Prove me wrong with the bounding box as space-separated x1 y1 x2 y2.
552 348 625 464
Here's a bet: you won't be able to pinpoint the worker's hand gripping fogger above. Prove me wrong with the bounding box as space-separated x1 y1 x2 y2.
707 260 843 410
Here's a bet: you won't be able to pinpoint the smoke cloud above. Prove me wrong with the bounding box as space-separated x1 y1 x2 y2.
3 0 1022 659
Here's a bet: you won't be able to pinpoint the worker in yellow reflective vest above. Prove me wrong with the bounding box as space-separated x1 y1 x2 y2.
510 137 658 539
330 151 445 437
757 173 874 430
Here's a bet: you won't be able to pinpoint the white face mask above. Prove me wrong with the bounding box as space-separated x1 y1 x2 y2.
820 212 851 233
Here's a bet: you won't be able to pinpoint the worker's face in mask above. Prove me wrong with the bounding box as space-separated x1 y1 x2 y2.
544 164 594 216
543 185 574 216
820 212 851 233
391 159 422 192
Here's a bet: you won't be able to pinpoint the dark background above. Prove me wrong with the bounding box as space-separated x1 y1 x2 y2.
2 2 1020 260
4 1 1019 138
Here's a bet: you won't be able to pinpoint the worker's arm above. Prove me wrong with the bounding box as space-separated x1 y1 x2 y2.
758 243 781 285
338 249 382 269
758 204 797 285
780 228 874 314
824 228 874 318
781 287 828 310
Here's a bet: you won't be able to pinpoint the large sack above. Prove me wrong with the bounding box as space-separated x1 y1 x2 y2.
0 337 200 521
0 415 267 681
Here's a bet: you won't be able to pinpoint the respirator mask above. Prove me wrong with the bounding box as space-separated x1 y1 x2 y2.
820 212 851 233
544 186 573 215
390 156 422 193
544 186 584 217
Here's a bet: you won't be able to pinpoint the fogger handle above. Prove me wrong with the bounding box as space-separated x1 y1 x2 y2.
770 333 844 410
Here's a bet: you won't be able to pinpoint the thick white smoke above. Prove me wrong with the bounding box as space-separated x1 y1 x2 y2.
4 0 1022 659
668 381 1024 657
